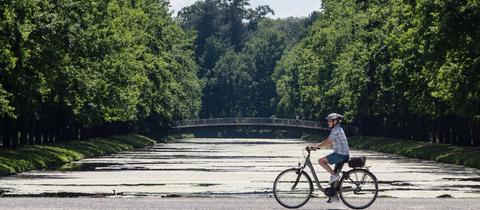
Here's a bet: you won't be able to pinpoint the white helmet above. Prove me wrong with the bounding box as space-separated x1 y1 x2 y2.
325 113 344 121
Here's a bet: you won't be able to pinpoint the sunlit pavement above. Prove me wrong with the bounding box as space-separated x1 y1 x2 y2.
0 197 479 210
0 138 479 199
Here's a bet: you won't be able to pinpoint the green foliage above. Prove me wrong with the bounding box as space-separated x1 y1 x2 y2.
272 46 303 115
0 84 13 117
273 0 480 144
0 134 155 176
349 136 480 169
0 0 201 137
242 26 287 117
178 0 265 65
273 0 357 119
178 1 311 118
204 49 255 116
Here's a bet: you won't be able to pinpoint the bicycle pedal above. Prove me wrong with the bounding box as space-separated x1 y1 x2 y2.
327 196 340 203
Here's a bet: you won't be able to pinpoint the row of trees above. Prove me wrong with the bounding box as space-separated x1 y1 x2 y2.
0 0 202 147
2 0 477 147
178 0 317 118
274 0 480 146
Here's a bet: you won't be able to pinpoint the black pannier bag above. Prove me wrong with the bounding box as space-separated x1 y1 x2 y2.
348 156 366 168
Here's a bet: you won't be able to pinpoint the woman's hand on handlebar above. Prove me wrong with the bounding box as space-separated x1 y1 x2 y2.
306 145 317 151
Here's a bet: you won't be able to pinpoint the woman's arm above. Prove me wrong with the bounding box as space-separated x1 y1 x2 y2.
310 138 333 150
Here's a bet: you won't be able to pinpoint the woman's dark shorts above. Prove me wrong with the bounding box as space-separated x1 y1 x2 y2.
326 152 349 165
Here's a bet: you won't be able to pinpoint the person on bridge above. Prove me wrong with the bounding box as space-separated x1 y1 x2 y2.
308 113 350 185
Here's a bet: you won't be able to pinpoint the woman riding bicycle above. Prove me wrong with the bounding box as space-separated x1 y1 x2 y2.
308 113 350 184
274 114 377 208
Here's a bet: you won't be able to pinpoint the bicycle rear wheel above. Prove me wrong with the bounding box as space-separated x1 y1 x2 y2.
273 168 313 208
338 169 378 209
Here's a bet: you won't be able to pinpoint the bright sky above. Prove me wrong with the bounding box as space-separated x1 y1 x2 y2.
169 0 322 18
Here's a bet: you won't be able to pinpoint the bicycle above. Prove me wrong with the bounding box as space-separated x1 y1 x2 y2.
273 146 378 209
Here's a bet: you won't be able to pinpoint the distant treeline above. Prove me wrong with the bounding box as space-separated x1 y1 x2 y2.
0 0 201 147
179 0 480 146
274 0 480 146
177 0 318 118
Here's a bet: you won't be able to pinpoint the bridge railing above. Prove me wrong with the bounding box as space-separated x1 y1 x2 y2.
175 117 325 129
175 118 359 135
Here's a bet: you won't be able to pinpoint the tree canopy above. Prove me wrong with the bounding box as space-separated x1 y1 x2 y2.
0 0 201 146
273 0 480 145
178 0 313 118
1 0 478 147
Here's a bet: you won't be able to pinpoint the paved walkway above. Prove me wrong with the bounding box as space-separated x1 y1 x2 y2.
0 197 479 210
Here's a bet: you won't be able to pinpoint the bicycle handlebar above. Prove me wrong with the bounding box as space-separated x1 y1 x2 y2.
303 146 314 158
305 146 318 152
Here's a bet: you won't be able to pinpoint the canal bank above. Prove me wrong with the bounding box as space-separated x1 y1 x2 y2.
348 136 480 169
302 134 480 169
0 134 156 176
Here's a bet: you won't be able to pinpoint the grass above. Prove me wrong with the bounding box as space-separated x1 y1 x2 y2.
0 134 156 176
349 136 480 169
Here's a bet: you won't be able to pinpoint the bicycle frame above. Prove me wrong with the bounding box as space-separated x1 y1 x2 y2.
295 150 326 192
299 150 374 195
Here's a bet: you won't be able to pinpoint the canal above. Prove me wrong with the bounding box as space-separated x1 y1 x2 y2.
1 138 479 198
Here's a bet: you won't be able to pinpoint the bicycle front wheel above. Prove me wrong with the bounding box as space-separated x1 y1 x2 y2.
338 168 378 209
273 168 313 209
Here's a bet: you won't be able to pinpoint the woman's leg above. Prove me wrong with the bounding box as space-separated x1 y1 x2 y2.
318 157 335 175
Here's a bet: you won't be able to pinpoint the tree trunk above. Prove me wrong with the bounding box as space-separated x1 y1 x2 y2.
473 120 480 146
466 120 472 146
35 117 42 144
29 114 35 145
463 118 470 146
441 116 447 144
405 116 412 140
443 116 450 144
41 116 47 143
358 115 369 136
420 117 426 141
455 115 462 146
63 117 77 141
80 126 87 140
72 122 79 141
438 117 443 143
410 116 417 141
63 119 70 141
439 117 443 143
20 115 28 145
55 111 63 142
0 117 3 147
46 117 54 143
11 118 18 146
433 118 439 143
449 118 454 144
419 117 425 141
454 116 460 145
6 118 13 147
3 117 12 147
